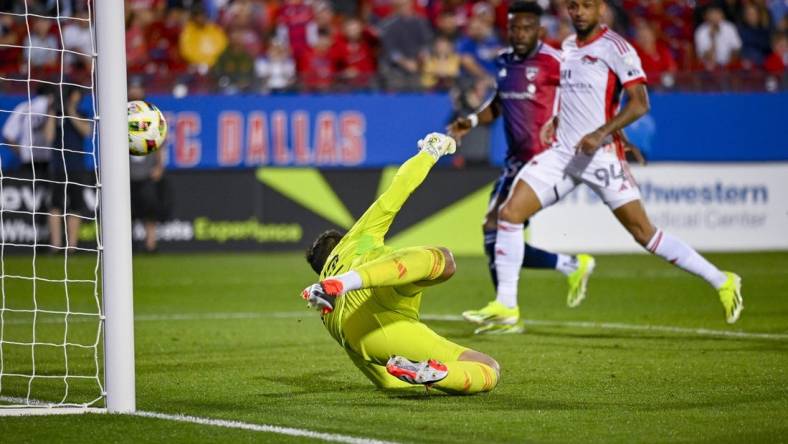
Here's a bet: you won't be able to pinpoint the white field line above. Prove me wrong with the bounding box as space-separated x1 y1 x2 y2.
133 268 788 288
0 396 398 443
421 314 788 340
3 310 787 341
133 411 400 444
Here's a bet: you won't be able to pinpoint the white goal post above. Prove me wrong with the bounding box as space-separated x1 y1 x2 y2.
0 0 135 415
95 0 136 414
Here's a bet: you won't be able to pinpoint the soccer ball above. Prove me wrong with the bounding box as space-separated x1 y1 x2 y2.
128 100 167 156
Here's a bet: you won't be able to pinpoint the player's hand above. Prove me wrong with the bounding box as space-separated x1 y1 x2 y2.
575 129 606 155
301 283 336 315
539 118 556 147
418 132 457 159
446 118 472 141
150 166 164 182
623 139 647 166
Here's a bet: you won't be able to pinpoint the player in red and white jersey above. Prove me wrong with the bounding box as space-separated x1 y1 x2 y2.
491 0 743 324
449 1 595 335
554 23 646 159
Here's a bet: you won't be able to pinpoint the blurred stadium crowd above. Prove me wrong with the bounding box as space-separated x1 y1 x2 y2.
0 0 786 94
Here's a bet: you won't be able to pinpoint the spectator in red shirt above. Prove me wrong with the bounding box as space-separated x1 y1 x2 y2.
126 11 152 74
335 17 377 87
298 30 338 91
363 0 427 24
126 0 166 14
146 7 188 74
633 21 678 84
0 15 22 74
427 0 471 31
276 0 315 60
764 31 787 73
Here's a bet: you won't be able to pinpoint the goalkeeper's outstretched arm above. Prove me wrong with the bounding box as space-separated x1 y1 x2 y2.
347 133 456 241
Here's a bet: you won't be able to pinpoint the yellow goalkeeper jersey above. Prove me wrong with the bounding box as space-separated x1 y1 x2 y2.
319 151 437 345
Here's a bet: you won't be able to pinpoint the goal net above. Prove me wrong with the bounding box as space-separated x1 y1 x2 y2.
0 0 134 413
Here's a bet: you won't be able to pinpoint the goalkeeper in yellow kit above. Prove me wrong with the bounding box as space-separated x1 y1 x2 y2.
301 133 499 394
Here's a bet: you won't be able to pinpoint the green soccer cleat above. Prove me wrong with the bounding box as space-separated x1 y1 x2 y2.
567 254 595 308
473 321 525 335
462 300 520 326
718 271 743 324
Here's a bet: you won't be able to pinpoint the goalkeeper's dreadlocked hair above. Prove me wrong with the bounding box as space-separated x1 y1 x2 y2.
306 229 344 274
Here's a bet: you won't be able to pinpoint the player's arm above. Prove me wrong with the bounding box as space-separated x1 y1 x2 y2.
2 104 23 145
447 93 501 142
576 83 650 155
348 133 456 243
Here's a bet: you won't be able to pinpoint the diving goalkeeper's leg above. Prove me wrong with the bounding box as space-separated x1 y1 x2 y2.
344 313 501 395
310 246 454 304
303 246 454 314
386 350 500 394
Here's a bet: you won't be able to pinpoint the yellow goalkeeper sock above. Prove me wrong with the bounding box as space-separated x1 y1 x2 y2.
355 247 446 288
433 361 498 394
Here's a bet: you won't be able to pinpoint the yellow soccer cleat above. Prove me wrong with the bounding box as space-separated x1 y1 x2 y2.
718 272 743 324
567 254 595 308
462 300 520 326
473 321 525 335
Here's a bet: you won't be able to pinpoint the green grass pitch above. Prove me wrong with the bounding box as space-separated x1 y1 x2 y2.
1 251 787 443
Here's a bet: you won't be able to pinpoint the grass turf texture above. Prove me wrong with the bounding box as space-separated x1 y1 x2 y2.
1 251 787 443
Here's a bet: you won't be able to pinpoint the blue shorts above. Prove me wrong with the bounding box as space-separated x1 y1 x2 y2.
489 159 525 205
486 159 530 229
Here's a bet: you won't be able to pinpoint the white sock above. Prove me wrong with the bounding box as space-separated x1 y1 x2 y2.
329 271 362 295
646 229 727 289
495 221 525 308
556 254 578 276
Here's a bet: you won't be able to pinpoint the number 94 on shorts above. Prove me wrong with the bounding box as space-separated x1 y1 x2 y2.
517 146 642 211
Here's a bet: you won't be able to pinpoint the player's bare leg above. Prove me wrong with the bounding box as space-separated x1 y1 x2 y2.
144 221 157 252
613 200 743 323
48 209 63 250
66 215 81 250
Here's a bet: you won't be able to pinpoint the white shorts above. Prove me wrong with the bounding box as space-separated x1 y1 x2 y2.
516 144 641 210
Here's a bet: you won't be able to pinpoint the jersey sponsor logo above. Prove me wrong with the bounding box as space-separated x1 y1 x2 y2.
498 68 507 78
581 55 599 64
526 66 539 81
499 90 535 100
561 82 595 92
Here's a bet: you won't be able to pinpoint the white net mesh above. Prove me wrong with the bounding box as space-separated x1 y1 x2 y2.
0 0 104 409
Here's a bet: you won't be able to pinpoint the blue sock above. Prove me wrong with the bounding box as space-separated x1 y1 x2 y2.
523 243 559 270
483 228 498 289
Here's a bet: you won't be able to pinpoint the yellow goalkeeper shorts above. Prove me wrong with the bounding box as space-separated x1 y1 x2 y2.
341 294 468 369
